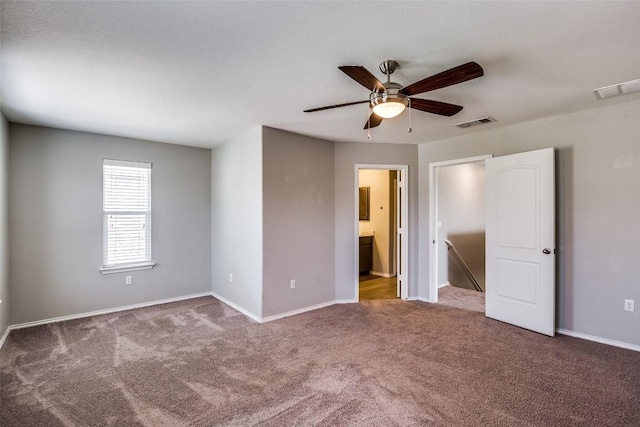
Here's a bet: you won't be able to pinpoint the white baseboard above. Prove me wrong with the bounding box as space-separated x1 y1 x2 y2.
369 271 396 278
1 290 337 349
209 291 262 323
261 301 336 323
438 281 451 289
556 328 640 353
0 292 213 350
209 292 337 323
4 294 636 355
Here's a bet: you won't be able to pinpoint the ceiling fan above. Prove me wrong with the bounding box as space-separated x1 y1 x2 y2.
304 60 484 129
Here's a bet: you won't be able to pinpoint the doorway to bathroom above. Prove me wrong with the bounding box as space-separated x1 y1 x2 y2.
355 164 408 301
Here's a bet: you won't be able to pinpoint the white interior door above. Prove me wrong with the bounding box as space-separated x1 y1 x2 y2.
392 175 399 295
485 148 555 336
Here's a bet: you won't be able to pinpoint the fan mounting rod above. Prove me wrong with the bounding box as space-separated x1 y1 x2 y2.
378 60 402 89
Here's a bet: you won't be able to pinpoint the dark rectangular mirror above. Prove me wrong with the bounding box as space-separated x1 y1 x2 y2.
359 187 370 220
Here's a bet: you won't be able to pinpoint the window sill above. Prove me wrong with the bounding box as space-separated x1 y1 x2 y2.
100 262 156 275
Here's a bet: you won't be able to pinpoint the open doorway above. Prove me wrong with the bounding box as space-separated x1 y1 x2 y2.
429 156 491 312
429 150 556 335
355 164 408 301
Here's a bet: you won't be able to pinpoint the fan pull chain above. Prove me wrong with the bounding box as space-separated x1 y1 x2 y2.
367 106 371 139
407 99 413 133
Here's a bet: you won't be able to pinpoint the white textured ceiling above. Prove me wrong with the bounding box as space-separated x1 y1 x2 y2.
1 1 639 148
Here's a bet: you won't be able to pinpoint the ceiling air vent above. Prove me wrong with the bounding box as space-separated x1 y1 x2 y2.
593 78 640 100
455 117 495 129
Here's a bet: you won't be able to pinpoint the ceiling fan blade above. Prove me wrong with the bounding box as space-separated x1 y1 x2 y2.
363 113 384 129
304 100 369 113
339 66 385 92
409 98 463 116
400 62 484 96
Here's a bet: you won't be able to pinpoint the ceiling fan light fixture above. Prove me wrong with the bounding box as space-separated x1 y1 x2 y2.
370 93 409 119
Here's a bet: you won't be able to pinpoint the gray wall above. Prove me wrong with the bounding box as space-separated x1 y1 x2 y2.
419 100 640 346
335 142 419 301
0 114 8 336
211 127 263 318
262 128 335 317
9 124 212 324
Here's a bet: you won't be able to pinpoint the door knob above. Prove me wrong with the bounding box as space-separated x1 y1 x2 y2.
542 248 551 254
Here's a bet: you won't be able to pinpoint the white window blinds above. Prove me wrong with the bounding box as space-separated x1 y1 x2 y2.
103 159 152 267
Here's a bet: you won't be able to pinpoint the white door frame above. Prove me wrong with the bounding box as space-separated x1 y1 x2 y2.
427 155 492 303
355 164 409 300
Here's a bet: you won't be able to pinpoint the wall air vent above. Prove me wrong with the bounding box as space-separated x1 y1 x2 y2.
593 78 640 100
455 117 495 129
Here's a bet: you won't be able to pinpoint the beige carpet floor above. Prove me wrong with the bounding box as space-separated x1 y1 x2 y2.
1 296 639 426
438 285 485 313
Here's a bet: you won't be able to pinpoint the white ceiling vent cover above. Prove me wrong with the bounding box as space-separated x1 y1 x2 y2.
593 78 640 100
455 117 495 129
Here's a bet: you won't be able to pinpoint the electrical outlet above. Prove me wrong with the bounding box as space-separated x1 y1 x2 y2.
229 273 233 283
125 276 132 285
624 299 635 312
290 279 296 289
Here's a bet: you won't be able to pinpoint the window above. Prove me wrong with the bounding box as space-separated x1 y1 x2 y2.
101 159 154 273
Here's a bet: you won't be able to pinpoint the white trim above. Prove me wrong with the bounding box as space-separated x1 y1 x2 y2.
104 159 152 169
209 291 262 323
428 155 492 303
8 292 212 331
210 292 338 323
438 281 451 289
100 261 156 274
261 301 336 323
369 271 396 278
556 328 640 353
428 155 492 170
2 296 637 355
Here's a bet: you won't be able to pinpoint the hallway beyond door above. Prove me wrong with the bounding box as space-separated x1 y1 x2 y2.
359 276 397 300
